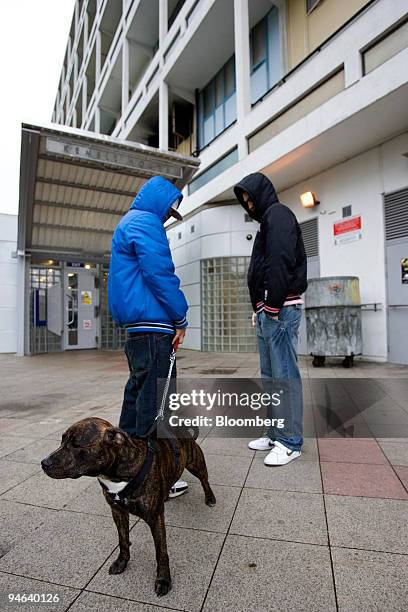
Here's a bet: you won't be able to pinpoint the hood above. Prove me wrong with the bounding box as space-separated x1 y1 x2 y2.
233 172 279 221
130 175 183 221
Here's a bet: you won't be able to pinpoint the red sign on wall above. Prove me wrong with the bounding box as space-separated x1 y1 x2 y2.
333 216 362 236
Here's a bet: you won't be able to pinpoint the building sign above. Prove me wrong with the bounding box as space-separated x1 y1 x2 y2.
45 137 183 180
333 215 362 245
81 291 92 305
402 258 408 284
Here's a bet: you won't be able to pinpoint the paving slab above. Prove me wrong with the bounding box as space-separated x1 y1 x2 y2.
87 522 224 612
3 438 61 464
71 591 173 611
318 438 388 464
0 571 80 612
0 460 40 496
0 435 38 459
164 482 240 533
2 472 95 510
0 510 118 588
325 495 408 554
394 465 408 490
183 453 252 487
320 461 408 499
6 420 72 440
200 436 255 457
245 457 322 493
230 488 328 545
0 499 57 558
377 440 408 466
332 547 408 612
202 535 336 612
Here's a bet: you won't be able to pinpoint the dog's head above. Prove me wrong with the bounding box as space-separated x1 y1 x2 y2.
41 417 127 479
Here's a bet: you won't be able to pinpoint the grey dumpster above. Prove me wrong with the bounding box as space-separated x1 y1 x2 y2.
305 276 362 368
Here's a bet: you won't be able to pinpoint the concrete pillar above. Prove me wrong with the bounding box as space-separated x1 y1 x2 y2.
96 30 101 81
159 80 169 150
122 37 130 114
345 51 362 87
159 0 168 46
234 0 251 160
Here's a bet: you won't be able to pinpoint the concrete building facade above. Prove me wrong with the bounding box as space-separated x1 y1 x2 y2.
8 0 408 361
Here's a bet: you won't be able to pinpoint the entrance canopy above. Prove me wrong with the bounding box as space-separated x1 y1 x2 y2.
18 123 200 262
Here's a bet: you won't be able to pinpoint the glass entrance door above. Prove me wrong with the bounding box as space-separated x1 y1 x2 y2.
64 265 99 350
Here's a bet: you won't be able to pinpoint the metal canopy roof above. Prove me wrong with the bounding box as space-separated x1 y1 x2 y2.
18 123 200 261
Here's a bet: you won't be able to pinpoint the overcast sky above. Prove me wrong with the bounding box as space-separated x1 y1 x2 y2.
0 0 76 216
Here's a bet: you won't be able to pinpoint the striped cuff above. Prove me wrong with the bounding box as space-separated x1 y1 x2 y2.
264 305 280 316
174 316 188 329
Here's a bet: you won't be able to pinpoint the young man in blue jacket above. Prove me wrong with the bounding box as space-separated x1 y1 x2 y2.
108 175 188 496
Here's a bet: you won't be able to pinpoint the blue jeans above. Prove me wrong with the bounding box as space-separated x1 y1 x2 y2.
119 333 176 437
256 307 303 451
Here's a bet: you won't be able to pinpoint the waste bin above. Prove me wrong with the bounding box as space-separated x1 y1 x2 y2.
305 276 362 368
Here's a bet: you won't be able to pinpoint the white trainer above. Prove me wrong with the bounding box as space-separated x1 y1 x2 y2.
168 479 188 498
264 440 301 466
248 436 275 451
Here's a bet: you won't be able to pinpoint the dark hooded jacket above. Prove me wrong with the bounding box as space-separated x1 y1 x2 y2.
234 172 307 314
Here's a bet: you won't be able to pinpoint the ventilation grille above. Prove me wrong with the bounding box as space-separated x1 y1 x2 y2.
300 218 319 258
384 188 408 241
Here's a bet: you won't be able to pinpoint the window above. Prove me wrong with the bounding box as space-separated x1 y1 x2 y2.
306 0 321 14
188 148 238 195
342 205 352 218
251 19 267 69
198 56 236 149
250 5 283 105
201 257 257 352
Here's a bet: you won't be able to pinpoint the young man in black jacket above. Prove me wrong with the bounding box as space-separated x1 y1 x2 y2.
234 172 307 465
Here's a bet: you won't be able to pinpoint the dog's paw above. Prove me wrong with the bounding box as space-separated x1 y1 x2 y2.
108 557 129 574
206 494 216 507
155 577 172 597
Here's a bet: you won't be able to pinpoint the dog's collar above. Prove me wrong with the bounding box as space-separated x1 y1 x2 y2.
98 439 157 506
97 477 129 495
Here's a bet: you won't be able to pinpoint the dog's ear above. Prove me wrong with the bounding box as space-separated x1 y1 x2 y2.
104 427 125 446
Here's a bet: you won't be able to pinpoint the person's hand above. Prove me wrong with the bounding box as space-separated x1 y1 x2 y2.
251 312 257 327
173 328 186 347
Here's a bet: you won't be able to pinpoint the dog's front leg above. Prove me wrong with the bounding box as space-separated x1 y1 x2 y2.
108 502 131 574
148 509 171 596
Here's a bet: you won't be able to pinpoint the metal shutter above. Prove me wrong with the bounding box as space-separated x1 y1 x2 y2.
384 188 408 241
299 218 319 258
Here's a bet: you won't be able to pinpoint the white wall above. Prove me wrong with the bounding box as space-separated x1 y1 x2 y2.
170 133 408 359
0 214 18 353
279 133 408 361
168 204 255 349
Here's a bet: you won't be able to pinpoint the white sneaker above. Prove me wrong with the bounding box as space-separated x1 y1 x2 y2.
169 479 188 498
248 436 275 451
264 441 301 466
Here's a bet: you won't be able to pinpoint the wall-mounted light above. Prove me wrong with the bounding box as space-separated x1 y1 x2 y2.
84 263 92 270
300 191 320 208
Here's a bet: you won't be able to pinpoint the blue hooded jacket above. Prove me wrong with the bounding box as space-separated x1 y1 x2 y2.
108 176 188 334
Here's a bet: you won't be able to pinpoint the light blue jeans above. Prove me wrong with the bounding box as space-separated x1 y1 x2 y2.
256 306 303 451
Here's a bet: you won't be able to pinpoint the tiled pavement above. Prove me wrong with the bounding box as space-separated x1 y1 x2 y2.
0 349 407 611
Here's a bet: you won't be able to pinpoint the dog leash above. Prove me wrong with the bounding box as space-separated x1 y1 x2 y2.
155 338 179 422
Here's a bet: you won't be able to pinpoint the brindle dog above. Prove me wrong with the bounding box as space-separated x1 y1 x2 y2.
41 417 216 596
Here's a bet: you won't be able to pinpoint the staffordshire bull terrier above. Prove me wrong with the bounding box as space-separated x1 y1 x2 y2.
41 417 216 596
